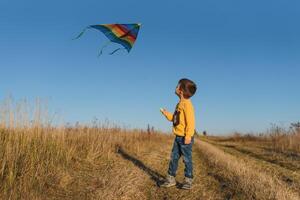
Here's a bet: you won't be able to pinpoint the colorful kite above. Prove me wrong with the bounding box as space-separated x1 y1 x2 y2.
74 23 141 56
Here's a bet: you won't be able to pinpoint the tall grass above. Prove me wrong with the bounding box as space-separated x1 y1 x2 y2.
211 124 300 153
0 97 168 199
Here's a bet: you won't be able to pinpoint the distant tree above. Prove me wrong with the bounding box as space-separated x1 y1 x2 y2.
147 124 151 134
147 124 155 134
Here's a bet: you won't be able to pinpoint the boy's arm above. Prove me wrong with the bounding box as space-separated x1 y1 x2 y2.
184 103 195 141
161 110 173 122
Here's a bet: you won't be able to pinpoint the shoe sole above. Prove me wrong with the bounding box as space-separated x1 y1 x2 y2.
160 183 176 188
181 186 192 190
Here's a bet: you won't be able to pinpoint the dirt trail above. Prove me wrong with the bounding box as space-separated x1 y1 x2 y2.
113 139 236 200
71 137 300 200
208 141 300 194
195 139 300 200
209 141 300 171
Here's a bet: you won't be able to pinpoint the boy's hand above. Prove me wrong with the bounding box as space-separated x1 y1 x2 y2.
160 108 166 115
184 137 191 144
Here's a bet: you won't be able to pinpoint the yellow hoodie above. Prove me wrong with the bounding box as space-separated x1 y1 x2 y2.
163 98 195 139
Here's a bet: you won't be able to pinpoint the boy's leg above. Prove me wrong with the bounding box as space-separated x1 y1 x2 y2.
181 137 194 189
167 136 181 177
161 137 181 187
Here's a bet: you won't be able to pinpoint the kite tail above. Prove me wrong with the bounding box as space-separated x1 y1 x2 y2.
72 26 91 40
109 48 127 55
98 47 127 57
98 40 113 57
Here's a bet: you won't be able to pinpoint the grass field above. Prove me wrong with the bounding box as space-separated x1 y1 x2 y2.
1 126 300 200
0 99 299 199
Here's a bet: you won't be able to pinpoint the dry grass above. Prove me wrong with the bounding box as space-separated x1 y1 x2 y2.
2 126 300 200
0 125 173 199
1 97 300 199
0 97 170 199
0 97 175 199
209 124 300 153
196 139 300 200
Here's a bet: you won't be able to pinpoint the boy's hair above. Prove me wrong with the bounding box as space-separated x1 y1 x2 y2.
178 78 197 99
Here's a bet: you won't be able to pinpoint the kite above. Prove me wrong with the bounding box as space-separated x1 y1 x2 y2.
74 23 141 56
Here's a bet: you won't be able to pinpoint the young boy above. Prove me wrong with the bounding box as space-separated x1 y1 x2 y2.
160 78 197 190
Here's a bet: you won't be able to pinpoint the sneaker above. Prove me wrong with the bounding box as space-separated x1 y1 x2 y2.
181 177 193 190
160 174 176 188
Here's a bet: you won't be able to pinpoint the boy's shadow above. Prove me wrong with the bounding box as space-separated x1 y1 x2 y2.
116 146 166 187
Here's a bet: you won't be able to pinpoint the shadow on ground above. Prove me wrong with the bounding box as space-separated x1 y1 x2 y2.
116 146 165 187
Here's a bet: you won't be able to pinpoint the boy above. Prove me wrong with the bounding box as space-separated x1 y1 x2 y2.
160 78 197 190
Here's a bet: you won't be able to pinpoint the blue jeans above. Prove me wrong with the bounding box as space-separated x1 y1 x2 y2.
168 136 194 179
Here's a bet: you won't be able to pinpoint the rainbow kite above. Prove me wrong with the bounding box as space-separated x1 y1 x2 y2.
74 23 141 56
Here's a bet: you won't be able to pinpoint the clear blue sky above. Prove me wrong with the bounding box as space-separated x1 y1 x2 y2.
1 0 299 134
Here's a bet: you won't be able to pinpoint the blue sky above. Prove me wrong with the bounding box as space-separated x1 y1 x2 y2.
1 0 299 134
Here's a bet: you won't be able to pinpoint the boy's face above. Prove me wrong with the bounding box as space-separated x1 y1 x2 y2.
175 83 182 97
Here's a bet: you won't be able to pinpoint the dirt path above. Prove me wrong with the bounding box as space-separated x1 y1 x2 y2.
195 139 300 200
207 140 300 194
114 139 234 200
45 137 300 200
208 140 300 172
